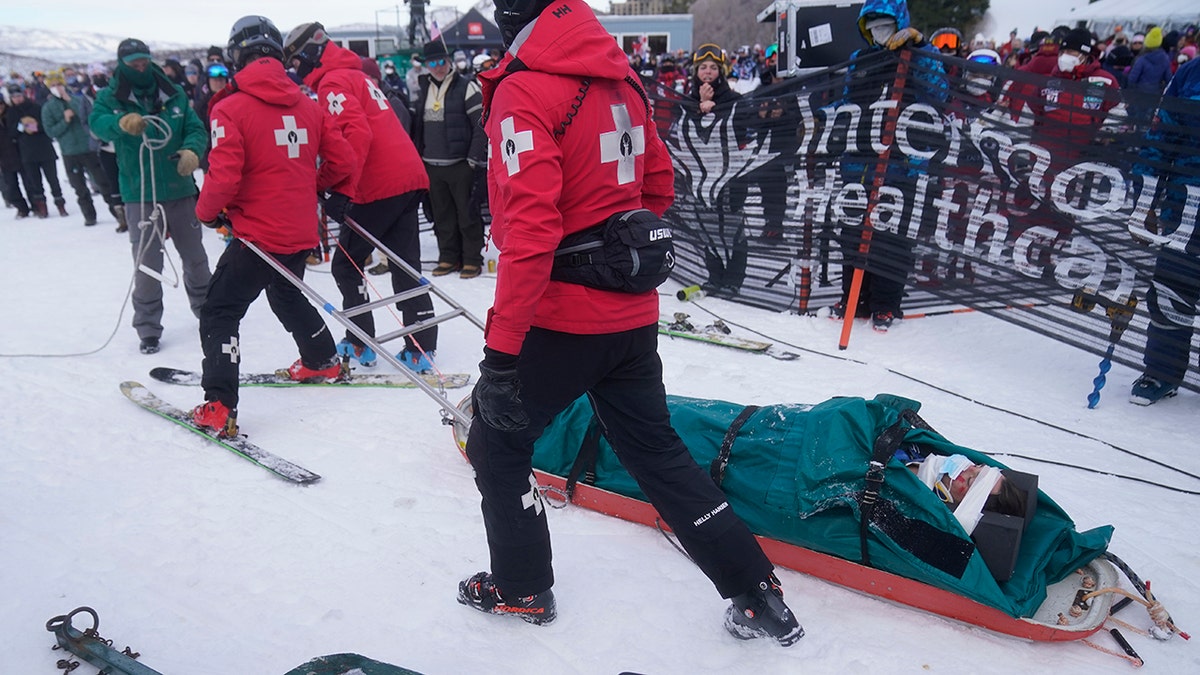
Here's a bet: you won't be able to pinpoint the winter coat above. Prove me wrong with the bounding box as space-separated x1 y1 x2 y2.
5 99 57 163
1017 59 1121 169
90 63 207 203
0 105 21 172
1127 48 1173 96
1134 58 1200 251
412 71 486 165
1019 49 1059 76
196 57 358 255
40 94 92 156
477 0 674 356
302 42 428 203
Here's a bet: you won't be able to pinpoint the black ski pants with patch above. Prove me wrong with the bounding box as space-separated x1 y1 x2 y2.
331 191 436 353
464 324 773 599
199 241 335 409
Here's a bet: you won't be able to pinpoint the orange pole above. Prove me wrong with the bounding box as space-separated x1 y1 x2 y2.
838 49 912 350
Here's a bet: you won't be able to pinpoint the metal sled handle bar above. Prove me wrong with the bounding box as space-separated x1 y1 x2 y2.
238 239 475 426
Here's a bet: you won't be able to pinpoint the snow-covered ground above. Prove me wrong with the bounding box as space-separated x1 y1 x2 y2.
2 176 1198 673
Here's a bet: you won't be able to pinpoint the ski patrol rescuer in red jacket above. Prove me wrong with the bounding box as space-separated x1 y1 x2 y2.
456 0 804 646
190 16 359 438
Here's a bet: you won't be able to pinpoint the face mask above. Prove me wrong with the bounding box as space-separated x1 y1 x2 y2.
939 454 974 480
870 23 897 46
965 77 991 96
1180 55 1190 64
1058 53 1082 72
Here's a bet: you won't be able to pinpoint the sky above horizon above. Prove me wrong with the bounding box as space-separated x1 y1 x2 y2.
5 0 1089 47
3 1 609 46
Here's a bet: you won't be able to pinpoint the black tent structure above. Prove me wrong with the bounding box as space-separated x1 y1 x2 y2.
437 8 504 54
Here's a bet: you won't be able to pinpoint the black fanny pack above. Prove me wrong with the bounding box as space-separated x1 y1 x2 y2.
551 208 675 294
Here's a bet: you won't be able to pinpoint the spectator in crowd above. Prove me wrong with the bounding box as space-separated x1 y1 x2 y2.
283 21 439 373
462 0 803 646
1129 55 1200 406
381 59 408 100
1021 26 1069 75
162 58 192 99
184 61 202 97
4 83 65 218
655 53 685 94
40 69 116 226
1126 27 1174 124
405 52 425 103
90 38 211 354
29 71 51 103
1176 45 1197 73
1102 34 1134 87
0 91 31 217
206 46 225 65
830 0 944 332
362 57 412 133
472 52 497 75
191 15 360 438
413 39 487 279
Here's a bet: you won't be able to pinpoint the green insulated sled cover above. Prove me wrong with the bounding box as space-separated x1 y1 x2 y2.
285 653 423 675
532 393 1112 617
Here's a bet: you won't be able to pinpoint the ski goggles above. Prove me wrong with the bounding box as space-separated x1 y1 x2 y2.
968 52 1001 66
692 43 725 64
207 63 230 78
426 58 447 67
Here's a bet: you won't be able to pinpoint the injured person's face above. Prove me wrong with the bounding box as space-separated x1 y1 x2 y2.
949 464 1003 504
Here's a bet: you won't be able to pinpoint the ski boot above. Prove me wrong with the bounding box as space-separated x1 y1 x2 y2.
872 311 896 333
33 199 48 218
397 348 435 374
724 573 804 646
192 400 238 438
457 572 557 625
336 339 377 368
112 204 128 233
283 357 347 383
1129 374 1178 406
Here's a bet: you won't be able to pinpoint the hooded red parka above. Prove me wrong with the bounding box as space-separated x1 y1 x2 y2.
197 57 358 254
303 42 429 203
477 0 675 356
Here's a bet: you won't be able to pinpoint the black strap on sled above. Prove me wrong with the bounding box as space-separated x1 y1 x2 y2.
564 417 604 500
858 409 975 579
710 405 760 487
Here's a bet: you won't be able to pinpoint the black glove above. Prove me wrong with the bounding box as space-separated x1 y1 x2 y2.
199 212 231 229
473 347 529 432
320 191 352 224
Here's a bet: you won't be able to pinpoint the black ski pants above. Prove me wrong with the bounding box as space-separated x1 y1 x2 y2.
21 157 64 204
331 191 436 353
199 242 335 409
464 324 772 599
426 160 484 268
63 152 115 222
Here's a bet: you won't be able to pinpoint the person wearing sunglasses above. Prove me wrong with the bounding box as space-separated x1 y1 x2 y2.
412 39 487 279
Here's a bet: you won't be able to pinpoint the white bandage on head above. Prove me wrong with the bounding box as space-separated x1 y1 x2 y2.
952 466 1003 535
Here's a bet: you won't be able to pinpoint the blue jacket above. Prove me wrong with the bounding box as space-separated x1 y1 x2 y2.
1126 48 1173 96
1135 58 1200 249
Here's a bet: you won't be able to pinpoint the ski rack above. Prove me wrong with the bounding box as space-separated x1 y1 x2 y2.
240 215 484 427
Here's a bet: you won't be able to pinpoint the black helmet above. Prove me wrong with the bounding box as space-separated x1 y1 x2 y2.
494 0 555 49
283 22 330 79
227 15 284 68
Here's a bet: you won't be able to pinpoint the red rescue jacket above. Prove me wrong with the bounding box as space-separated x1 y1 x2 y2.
304 42 428 203
197 57 358 254
477 0 675 355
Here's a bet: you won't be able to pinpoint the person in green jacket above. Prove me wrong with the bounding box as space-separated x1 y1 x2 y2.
90 38 212 355
40 69 117 226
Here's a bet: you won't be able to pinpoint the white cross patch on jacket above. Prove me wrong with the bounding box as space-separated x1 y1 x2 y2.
274 116 308 159
210 119 225 148
599 103 645 185
499 116 534 176
365 78 390 111
326 91 347 115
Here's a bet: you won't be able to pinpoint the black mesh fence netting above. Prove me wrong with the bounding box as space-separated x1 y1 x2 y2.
643 47 1200 394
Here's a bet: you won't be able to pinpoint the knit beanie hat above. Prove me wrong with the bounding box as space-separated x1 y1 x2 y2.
1144 27 1163 50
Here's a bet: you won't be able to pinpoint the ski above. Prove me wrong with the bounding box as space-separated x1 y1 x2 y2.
149 367 471 389
658 314 799 361
120 381 321 484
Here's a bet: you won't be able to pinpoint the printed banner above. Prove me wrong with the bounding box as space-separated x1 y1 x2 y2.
647 48 1200 394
